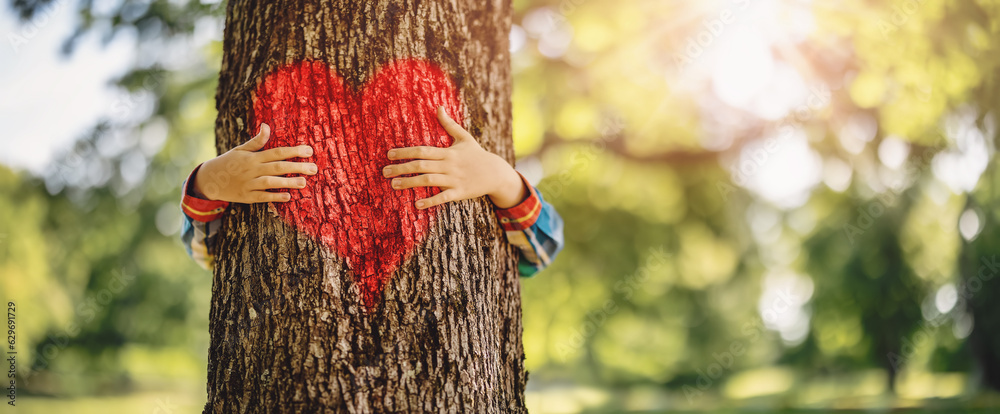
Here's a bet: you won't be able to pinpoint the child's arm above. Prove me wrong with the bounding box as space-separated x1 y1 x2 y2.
384 107 565 276
180 124 317 270
492 174 564 276
180 164 229 270
181 110 566 275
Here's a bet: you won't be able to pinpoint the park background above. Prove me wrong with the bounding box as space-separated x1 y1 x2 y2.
2 0 1000 412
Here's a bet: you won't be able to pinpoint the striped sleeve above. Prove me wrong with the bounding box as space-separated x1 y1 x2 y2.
495 172 565 277
179 163 229 271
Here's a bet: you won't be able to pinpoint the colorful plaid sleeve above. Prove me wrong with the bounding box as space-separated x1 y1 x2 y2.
495 172 565 277
179 163 230 271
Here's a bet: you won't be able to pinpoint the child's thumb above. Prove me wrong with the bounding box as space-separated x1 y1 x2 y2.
240 123 270 151
437 106 471 143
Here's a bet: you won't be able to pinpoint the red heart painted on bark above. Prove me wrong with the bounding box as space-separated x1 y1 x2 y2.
251 59 462 310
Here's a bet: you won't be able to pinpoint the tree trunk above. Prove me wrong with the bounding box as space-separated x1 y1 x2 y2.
205 1 522 412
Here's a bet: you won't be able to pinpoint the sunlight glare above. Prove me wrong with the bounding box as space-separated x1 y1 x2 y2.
738 130 823 209
711 28 774 109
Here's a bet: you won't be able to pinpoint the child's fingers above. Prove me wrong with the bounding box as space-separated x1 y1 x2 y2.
390 174 450 190
249 191 292 203
382 160 444 178
239 123 271 152
260 161 319 176
387 146 447 161
416 189 458 210
249 175 308 190
257 145 314 162
436 106 472 143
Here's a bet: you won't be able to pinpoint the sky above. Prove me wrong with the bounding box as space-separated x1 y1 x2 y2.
0 3 135 174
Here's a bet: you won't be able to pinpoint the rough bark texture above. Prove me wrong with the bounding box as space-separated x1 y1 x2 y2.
205 1 523 412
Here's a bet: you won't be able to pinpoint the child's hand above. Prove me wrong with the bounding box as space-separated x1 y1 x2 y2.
383 106 527 210
192 123 318 203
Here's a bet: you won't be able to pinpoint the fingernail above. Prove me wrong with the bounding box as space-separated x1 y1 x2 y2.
382 166 392 176
309 164 318 174
392 178 400 188
416 200 426 209
304 147 313 156
387 150 396 158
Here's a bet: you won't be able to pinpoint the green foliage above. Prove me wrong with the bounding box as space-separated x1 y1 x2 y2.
4 0 1000 410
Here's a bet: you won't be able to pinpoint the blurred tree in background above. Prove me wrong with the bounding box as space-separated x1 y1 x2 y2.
3 0 1000 412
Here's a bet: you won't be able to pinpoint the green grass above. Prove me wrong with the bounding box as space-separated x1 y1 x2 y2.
15 391 204 414
13 388 1000 414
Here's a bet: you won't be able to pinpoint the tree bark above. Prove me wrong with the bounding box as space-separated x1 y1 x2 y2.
205 1 523 412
